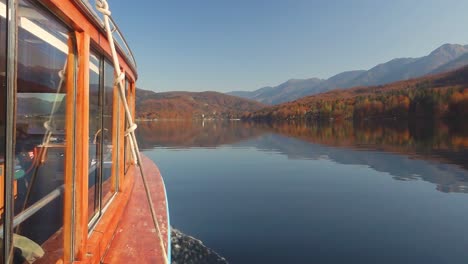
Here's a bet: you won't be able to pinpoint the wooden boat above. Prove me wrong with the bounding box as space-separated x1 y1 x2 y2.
0 0 171 263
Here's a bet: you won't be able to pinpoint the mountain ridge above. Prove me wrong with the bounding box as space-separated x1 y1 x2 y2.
229 43 468 104
244 65 468 121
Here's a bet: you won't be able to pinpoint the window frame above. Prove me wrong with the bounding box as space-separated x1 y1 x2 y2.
3 0 15 261
0 0 78 263
3 0 77 262
87 48 102 229
87 50 119 231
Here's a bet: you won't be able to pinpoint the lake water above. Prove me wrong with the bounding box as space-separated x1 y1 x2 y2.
137 120 468 264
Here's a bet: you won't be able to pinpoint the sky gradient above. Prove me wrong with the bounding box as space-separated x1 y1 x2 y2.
110 0 468 92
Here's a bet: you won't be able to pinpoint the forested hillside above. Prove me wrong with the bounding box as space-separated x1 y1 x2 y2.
245 66 468 121
136 89 265 119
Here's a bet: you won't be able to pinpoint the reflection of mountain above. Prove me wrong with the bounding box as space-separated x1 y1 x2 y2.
258 121 468 171
246 133 468 194
17 97 54 115
137 120 468 194
135 120 265 149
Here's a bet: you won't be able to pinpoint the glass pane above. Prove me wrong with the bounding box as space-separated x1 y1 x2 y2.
88 52 100 222
13 0 71 262
0 0 6 261
101 60 114 207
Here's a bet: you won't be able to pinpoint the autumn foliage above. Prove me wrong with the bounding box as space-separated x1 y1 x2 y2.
136 90 265 120
245 66 468 121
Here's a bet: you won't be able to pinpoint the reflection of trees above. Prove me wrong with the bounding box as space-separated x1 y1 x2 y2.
136 120 468 193
253 119 468 170
248 120 468 194
137 119 468 169
135 120 266 149
250 133 468 194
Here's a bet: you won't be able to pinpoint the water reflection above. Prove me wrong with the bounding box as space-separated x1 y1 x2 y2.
137 120 468 194
135 120 265 149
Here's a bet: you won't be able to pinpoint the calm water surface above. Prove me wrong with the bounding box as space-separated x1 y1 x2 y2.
137 120 468 264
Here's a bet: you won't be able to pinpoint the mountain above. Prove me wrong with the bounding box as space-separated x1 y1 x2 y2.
136 89 265 120
17 97 55 116
298 70 366 100
348 44 468 87
245 65 468 121
230 78 324 105
431 52 468 74
229 44 468 104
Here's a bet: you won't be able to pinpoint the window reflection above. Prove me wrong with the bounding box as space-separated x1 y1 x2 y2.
88 56 118 225
88 52 100 222
101 60 115 207
12 0 71 263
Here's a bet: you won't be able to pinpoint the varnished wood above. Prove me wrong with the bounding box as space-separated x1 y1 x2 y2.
124 80 134 172
83 165 136 264
0 165 17 217
63 36 77 264
118 79 126 190
110 80 119 194
39 0 137 82
128 81 137 166
74 31 91 261
12 1 161 264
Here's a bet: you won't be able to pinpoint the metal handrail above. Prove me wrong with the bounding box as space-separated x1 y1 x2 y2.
5 0 18 261
109 16 137 69
73 0 138 71
0 185 65 237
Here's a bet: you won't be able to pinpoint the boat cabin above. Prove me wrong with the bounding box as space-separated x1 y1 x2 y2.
0 0 169 263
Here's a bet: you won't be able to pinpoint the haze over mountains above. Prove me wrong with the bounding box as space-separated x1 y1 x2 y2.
229 44 468 104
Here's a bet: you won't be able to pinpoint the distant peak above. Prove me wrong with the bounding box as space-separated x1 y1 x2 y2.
285 77 321 84
429 43 467 56
285 78 303 83
439 43 461 48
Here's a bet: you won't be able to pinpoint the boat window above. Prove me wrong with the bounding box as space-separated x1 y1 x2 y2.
88 51 100 222
0 0 6 260
88 55 119 227
101 60 116 207
12 0 73 262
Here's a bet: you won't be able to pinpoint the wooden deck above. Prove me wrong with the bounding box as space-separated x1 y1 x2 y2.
102 154 170 263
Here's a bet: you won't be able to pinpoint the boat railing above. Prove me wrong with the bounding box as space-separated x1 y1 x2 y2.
0 185 65 237
108 16 137 69
75 0 137 71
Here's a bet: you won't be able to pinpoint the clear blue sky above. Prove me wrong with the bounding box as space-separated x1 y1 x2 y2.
109 0 468 92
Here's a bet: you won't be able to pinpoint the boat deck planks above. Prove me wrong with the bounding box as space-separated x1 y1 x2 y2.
102 154 169 263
